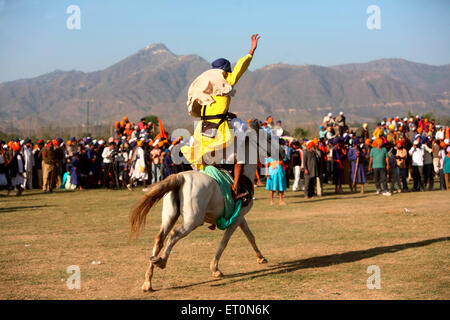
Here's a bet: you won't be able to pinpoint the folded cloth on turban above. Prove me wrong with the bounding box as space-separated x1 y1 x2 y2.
186 69 235 118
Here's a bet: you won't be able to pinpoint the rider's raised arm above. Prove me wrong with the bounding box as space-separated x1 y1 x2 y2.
226 34 260 86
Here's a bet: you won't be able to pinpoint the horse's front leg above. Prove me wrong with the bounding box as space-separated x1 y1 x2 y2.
210 217 243 277
240 218 267 264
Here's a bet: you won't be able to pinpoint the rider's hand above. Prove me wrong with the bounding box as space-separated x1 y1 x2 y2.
249 34 261 55
231 185 239 200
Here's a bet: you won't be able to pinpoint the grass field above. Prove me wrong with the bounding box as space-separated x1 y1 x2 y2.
0 181 449 300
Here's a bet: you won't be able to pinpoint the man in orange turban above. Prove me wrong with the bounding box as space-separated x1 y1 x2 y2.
395 139 408 191
369 136 391 196
303 140 320 199
7 142 25 195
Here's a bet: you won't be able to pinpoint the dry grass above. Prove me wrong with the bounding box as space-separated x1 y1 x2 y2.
0 181 449 300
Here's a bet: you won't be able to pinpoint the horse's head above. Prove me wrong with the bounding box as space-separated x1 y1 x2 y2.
247 119 285 163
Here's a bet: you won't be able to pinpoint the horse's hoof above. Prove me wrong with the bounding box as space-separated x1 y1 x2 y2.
257 257 268 264
141 281 153 292
152 257 166 269
213 270 223 278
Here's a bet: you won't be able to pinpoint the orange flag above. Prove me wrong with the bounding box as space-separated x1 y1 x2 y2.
158 117 168 139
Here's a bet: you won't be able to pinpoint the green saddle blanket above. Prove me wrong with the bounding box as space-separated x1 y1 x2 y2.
200 166 242 230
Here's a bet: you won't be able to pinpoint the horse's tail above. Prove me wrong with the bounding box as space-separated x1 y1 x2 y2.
129 173 184 240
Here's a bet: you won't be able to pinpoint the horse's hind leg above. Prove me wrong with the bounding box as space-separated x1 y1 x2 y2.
240 218 267 264
142 224 173 292
142 192 179 292
151 220 200 270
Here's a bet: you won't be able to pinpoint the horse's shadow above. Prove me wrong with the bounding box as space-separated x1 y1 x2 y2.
160 236 450 291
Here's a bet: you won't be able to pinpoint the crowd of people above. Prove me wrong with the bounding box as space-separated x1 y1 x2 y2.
260 112 450 205
1 113 450 202
0 116 188 195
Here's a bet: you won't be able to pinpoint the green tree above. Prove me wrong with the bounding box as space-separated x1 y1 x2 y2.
421 112 435 120
293 127 309 139
142 115 159 127
0 131 18 142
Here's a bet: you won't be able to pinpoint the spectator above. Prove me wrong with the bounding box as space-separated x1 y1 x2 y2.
326 126 336 140
443 146 450 190
290 141 303 191
322 112 333 126
138 117 147 130
314 139 324 196
348 139 366 193
127 140 148 190
0 143 8 190
360 123 369 141
368 139 391 196
303 141 320 199
394 140 408 192
409 140 425 192
373 123 383 139
102 141 118 189
33 139 44 189
131 126 140 140
271 120 284 137
150 143 163 184
335 111 346 136
116 144 129 186
437 141 447 190
265 156 287 205
39 141 57 192
21 138 34 190
319 126 327 139
435 126 445 141
332 138 345 194
8 142 25 196
54 139 65 188
422 138 434 190
70 151 81 190
388 148 402 193
163 149 175 178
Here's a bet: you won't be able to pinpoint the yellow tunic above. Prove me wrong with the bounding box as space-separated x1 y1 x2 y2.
182 54 253 169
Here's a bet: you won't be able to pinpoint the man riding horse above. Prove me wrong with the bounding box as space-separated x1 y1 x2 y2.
182 34 261 201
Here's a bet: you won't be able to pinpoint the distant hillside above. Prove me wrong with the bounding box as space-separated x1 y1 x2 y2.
332 58 450 95
0 43 448 134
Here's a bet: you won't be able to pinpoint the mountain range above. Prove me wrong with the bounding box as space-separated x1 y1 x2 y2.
0 43 449 133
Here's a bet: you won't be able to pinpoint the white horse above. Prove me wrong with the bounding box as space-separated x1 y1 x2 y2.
129 123 281 292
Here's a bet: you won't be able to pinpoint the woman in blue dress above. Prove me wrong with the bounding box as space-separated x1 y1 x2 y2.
348 138 367 193
265 157 287 205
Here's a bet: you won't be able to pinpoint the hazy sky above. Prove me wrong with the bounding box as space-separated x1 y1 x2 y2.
0 0 449 82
